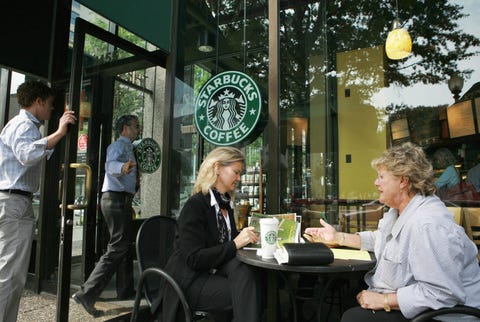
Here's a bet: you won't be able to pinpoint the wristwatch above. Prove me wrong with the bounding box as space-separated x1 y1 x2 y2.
383 293 391 312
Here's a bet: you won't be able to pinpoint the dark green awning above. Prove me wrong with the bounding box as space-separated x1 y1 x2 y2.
77 0 172 52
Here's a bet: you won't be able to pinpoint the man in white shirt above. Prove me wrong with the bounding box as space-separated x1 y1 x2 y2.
0 80 76 322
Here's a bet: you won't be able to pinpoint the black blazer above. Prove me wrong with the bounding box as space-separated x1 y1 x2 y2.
152 191 239 321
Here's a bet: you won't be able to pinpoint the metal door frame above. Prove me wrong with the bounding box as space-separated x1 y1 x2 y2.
56 18 166 321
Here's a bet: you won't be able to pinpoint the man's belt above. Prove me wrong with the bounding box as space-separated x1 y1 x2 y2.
0 189 33 198
103 191 134 198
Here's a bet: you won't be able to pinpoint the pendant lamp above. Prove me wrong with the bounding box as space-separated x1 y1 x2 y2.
197 30 214 53
385 0 412 60
385 18 412 60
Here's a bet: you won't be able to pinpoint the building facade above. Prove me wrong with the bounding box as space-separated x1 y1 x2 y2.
0 0 479 319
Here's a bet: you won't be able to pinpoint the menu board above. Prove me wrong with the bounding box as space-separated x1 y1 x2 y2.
390 118 410 140
447 100 475 138
407 107 440 145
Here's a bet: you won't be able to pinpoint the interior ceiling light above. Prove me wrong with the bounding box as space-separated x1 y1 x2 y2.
197 30 214 53
385 0 412 60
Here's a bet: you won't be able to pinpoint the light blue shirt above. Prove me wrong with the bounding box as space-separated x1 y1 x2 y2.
436 165 460 190
0 109 53 192
359 194 480 321
101 136 137 195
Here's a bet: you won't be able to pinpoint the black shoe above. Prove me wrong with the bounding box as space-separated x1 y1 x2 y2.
72 292 98 316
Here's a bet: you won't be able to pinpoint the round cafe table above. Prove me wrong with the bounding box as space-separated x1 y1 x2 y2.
237 248 376 322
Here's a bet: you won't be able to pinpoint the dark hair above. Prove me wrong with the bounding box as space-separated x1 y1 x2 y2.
17 81 54 108
115 115 138 137
432 147 457 169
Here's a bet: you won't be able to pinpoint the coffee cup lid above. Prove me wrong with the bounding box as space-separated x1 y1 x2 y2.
259 217 278 224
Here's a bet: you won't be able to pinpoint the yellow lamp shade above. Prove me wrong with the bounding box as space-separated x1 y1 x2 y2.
385 27 412 60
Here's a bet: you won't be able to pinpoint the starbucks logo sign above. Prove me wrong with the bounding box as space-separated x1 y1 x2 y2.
135 138 161 173
264 231 277 245
194 71 262 146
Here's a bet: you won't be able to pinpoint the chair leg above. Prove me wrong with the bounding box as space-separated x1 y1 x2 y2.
131 269 148 322
130 287 144 322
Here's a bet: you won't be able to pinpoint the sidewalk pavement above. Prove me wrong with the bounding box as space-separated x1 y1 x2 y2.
16 255 153 322
18 289 138 322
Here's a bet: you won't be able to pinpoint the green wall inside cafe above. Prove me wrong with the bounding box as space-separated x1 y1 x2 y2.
337 46 387 200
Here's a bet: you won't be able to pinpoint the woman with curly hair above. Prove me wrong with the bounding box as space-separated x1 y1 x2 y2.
305 142 480 322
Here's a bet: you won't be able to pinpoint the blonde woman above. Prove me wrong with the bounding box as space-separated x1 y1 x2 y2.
152 147 262 322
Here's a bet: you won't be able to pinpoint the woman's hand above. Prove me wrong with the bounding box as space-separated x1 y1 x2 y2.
304 219 339 246
233 226 259 249
356 290 384 310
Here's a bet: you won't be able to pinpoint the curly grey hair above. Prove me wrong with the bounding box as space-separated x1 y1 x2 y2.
371 142 436 196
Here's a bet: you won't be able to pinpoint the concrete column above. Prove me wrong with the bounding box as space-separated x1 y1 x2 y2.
140 65 166 217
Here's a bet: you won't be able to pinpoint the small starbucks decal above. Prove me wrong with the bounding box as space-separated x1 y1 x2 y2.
194 71 262 146
264 231 277 245
135 138 161 173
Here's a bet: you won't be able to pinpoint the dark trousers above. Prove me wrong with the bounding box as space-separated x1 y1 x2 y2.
188 257 263 322
80 191 134 301
342 306 417 322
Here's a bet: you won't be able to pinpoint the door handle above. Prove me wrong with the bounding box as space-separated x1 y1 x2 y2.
58 163 92 210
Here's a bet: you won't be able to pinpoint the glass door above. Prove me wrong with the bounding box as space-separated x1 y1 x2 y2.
55 18 166 321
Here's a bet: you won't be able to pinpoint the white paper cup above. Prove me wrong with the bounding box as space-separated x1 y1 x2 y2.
259 218 279 259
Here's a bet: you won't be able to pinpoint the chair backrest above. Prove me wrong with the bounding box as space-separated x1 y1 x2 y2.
446 206 463 226
136 215 177 305
462 207 480 262
341 205 384 233
411 305 480 322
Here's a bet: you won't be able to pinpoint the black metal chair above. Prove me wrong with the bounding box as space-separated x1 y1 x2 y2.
130 215 212 322
411 305 480 322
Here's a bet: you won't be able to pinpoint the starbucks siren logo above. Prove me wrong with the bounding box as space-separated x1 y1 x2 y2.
135 138 161 173
264 231 277 245
194 71 262 146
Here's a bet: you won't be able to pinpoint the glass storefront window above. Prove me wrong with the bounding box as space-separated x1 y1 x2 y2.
172 0 269 216
10 72 25 94
174 0 480 230
280 0 480 229
70 2 155 69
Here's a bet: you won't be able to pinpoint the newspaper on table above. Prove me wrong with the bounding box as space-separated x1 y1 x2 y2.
244 212 300 249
